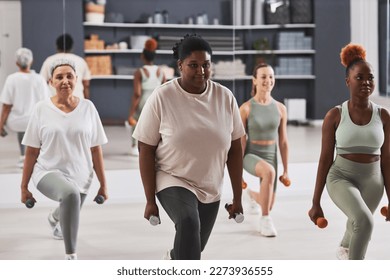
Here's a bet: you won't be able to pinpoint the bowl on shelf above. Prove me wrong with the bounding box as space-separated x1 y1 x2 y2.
130 35 151 49
86 12 105 24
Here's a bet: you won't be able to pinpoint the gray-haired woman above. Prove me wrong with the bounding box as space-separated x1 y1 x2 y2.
0 48 50 167
20 59 108 260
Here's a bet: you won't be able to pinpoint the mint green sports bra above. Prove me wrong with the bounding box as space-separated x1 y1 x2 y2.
247 98 280 141
335 101 384 155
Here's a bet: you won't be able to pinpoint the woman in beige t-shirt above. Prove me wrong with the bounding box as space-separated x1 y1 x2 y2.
133 34 245 260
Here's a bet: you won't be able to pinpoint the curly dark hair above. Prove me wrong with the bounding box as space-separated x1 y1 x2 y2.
172 34 212 60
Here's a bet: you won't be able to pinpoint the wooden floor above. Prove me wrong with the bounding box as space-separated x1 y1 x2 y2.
1 124 389 261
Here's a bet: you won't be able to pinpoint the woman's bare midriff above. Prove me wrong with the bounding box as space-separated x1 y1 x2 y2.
251 140 276 146
340 154 380 163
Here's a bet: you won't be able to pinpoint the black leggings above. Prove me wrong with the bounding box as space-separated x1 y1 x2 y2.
157 187 220 260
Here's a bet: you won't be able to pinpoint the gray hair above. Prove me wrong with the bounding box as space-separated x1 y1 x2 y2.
15 48 33 69
50 58 76 77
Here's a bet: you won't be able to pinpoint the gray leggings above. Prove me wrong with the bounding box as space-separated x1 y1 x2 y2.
17 132 25 156
157 187 220 260
37 172 87 254
326 155 384 259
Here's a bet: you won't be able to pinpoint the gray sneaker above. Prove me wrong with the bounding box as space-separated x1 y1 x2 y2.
48 212 63 240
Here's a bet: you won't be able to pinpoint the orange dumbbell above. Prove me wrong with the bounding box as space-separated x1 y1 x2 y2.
315 217 328 228
242 179 247 189
279 175 291 187
380 206 388 217
128 117 137 126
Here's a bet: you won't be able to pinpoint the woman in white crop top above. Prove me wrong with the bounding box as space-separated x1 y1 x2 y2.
309 43 390 260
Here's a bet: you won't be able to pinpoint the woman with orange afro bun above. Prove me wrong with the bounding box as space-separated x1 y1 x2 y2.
309 43 390 259
127 38 166 156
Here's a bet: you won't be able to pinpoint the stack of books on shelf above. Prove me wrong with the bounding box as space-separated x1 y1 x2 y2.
212 59 246 78
274 57 312 76
275 31 312 50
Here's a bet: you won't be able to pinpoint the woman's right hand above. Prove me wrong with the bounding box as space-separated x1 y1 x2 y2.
128 116 137 126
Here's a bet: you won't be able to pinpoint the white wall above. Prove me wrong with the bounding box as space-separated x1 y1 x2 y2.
0 0 22 88
350 0 380 95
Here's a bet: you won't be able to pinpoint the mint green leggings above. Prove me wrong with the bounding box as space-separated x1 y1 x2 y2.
326 155 384 260
243 143 278 191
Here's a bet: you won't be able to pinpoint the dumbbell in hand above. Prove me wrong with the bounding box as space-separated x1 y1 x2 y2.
25 198 35 209
381 206 388 217
1 128 8 137
94 195 105 204
315 217 328 228
225 203 244 223
279 175 291 187
149 215 161 226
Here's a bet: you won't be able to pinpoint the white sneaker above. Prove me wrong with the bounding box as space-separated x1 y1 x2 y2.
243 188 261 215
124 120 132 131
336 246 349 260
129 146 139 156
65 253 77 260
48 212 63 240
260 216 277 237
16 156 25 168
162 249 172 260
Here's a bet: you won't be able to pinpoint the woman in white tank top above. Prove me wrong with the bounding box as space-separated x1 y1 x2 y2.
127 38 166 156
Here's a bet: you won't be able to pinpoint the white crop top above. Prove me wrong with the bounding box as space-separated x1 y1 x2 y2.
335 101 384 155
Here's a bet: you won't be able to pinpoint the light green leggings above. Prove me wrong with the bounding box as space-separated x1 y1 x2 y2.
37 172 87 254
326 155 384 260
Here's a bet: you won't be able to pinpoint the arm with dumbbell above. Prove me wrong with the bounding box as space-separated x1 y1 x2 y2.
91 145 108 204
20 146 40 207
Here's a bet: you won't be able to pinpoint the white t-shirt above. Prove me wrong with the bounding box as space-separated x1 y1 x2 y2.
0 71 50 132
22 98 107 194
40 53 91 99
133 78 245 203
